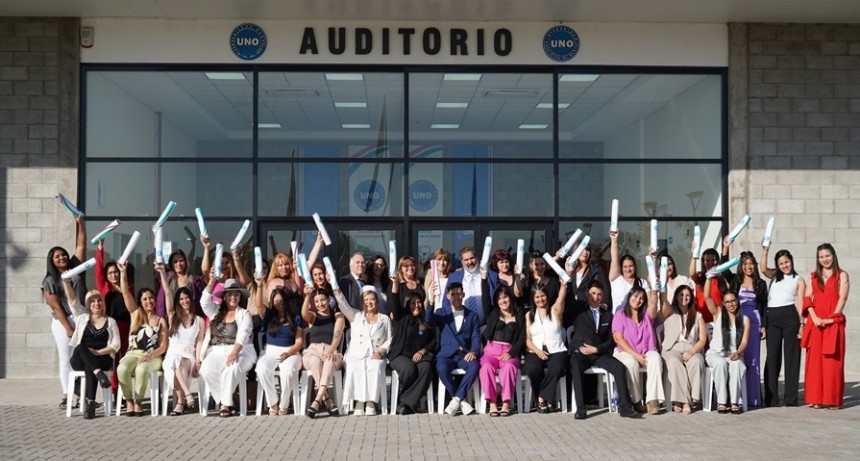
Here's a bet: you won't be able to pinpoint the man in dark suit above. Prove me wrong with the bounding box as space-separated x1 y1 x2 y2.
426 282 481 416
444 246 499 325
338 252 366 310
569 280 638 419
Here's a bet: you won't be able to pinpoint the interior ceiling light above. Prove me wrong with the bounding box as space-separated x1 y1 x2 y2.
205 72 246 80
559 74 600 82
483 89 539 99
435 102 469 108
258 123 282 129
519 124 548 129
536 103 571 109
443 73 482 81
326 73 364 81
431 124 460 129
342 123 370 128
335 102 367 108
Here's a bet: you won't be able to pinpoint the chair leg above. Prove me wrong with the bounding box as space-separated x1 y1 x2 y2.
66 372 78 418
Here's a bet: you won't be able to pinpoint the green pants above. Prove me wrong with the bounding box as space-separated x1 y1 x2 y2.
117 349 163 400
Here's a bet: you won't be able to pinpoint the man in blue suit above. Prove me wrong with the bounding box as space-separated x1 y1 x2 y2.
426 282 481 416
444 246 498 325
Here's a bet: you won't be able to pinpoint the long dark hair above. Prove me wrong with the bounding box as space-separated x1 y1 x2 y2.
211 289 248 336
773 249 798 282
267 288 296 337
364 255 391 292
622 285 647 320
815 243 840 290
45 246 68 282
493 285 517 312
490 249 513 274
665 254 678 280
720 293 744 355
671 285 696 339
729 252 767 308
168 286 195 337
400 293 426 326
620 254 644 285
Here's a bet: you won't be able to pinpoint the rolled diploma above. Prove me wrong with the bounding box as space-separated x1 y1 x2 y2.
154 227 164 264
726 215 751 243
650 220 658 251
313 213 332 246
480 236 492 268
323 257 339 290
117 231 141 265
298 253 312 284
389 240 398 278
213 243 223 279
290 241 298 257
706 257 741 277
254 247 263 278
431 260 441 295
646 256 658 290
660 257 669 293
61 257 96 280
90 219 120 244
610 199 619 232
515 239 525 275
762 217 775 248
543 252 571 284
152 201 176 230
195 208 207 236
560 229 583 256
57 193 84 218
569 235 591 264
230 219 251 250
692 226 702 259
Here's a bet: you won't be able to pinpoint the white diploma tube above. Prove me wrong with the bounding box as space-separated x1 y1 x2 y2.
298 253 312 284
543 252 571 284
569 235 591 265
254 247 264 279
650 220 658 251
431 259 441 295
213 243 224 279
230 219 251 251
290 241 298 257
152 200 176 231
610 199 619 232
61 257 97 280
515 239 525 275
90 219 120 244
480 236 492 268
560 229 583 257
762 217 776 248
646 256 658 290
706 257 741 277
195 208 207 236
323 257 339 290
154 227 164 264
57 193 84 218
692 226 702 259
726 215 751 243
660 257 669 293
389 240 398 278
312 213 332 246
117 231 141 265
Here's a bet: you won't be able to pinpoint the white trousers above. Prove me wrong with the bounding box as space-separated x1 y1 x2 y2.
51 316 75 394
255 346 302 410
344 357 387 403
199 345 255 407
614 350 665 404
706 350 747 405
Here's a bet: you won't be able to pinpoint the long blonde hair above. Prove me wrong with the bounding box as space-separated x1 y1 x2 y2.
267 253 294 283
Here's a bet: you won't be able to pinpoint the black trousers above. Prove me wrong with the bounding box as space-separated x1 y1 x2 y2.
524 352 568 405
389 355 435 411
570 352 632 411
764 305 801 406
69 345 113 401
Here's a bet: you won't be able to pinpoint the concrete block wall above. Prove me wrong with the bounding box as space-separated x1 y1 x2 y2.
729 23 860 374
0 17 80 379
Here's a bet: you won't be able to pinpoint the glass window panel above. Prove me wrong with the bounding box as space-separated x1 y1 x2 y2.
416 229 475 270
85 71 253 158
409 73 553 158
258 72 404 158
558 163 721 219
559 74 721 159
84 162 252 218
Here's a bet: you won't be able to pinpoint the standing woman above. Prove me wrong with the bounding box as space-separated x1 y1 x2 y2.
390 256 426 317
802 244 850 409
388 293 436 415
94 238 131 395
255 287 304 415
523 281 568 414
490 249 524 301
525 251 560 308
612 284 664 415
479 267 526 417
365 254 391 315
162 276 205 416
665 254 694 304
301 285 345 418
156 249 204 318
564 244 610 303
660 285 707 414
199 274 257 417
760 247 805 407
335 285 393 416
728 251 768 408
116 261 168 416
264 253 302 318
608 230 649 313
43 216 87 409
424 248 453 308
704 286 750 414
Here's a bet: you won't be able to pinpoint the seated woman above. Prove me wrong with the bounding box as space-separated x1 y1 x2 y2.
390 256 426 318
162 266 205 416
255 287 304 416
478 266 526 417
199 273 256 417
63 278 120 419
704 282 750 414
490 248 524 302
612 284 664 415
335 284 393 416
523 281 568 414
301 285 345 418
263 253 302 318
388 292 437 415
660 285 707 414
116 261 168 416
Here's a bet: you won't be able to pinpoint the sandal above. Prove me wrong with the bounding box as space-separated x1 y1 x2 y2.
219 407 232 418
229 406 240 417
730 404 741 415
58 398 68 410
185 396 197 412
169 403 186 416
499 410 511 417
325 398 340 417
306 399 322 419
717 404 729 414
537 401 549 414
672 404 684 413
269 405 279 416
489 410 500 417
278 408 289 416
682 403 692 415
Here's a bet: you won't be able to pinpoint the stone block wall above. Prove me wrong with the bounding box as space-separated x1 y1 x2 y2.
0 17 80 379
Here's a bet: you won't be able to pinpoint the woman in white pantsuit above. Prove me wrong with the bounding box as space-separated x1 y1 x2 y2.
705 281 750 414
335 285 392 416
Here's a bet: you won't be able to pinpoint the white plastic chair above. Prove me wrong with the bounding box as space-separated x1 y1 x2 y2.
66 370 114 418
162 376 207 416
703 365 749 412
522 374 568 413
198 375 248 416
477 368 524 414
341 362 389 415
116 371 162 417
299 368 344 414
255 365 302 416
570 366 614 414
390 369 435 414
436 368 481 414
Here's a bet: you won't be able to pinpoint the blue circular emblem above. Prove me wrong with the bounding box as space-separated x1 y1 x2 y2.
409 180 438 212
543 26 580 62
354 180 386 212
230 23 267 61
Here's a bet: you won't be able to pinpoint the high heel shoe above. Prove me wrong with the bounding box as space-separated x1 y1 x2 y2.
306 399 322 419
325 397 340 417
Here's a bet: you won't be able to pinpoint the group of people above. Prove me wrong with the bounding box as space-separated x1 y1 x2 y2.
44 216 849 420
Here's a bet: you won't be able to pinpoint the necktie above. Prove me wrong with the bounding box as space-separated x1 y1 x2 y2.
592 309 600 331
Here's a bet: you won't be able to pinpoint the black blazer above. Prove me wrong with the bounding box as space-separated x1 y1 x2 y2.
568 300 615 357
480 278 526 357
573 264 611 307
338 274 363 313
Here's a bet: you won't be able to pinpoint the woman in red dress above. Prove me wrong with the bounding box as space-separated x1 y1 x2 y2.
802 243 850 409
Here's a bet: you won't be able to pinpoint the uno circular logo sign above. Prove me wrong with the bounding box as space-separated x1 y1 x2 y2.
409 179 438 212
543 26 580 62
230 23 267 61
354 180 386 212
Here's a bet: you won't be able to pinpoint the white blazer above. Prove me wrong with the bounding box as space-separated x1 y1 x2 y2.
335 292 392 361
199 289 255 361
67 298 121 357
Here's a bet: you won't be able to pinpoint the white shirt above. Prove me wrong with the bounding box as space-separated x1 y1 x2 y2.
768 274 798 308
530 309 567 354
611 277 650 314
462 269 481 314
452 308 465 332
